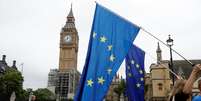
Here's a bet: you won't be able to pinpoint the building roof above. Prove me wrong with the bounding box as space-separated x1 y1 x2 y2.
67 5 74 18
63 5 75 29
162 60 201 79
0 55 18 74
153 42 201 79
0 60 7 73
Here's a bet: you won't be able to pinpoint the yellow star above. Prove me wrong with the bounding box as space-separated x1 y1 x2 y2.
107 45 112 51
98 77 105 85
87 79 93 87
93 32 97 38
127 66 130 70
131 60 135 64
136 83 141 88
140 77 144 81
107 68 112 74
139 70 143 74
128 73 132 77
136 64 140 68
100 36 107 42
109 54 115 62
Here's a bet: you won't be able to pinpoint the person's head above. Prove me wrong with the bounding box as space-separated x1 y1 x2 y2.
198 79 201 91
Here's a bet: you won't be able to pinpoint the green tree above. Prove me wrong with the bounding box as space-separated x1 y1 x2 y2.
144 84 148 94
0 68 24 101
67 98 73 101
16 89 29 101
113 79 126 101
33 88 56 101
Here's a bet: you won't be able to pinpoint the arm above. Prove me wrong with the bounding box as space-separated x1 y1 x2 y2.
183 64 201 94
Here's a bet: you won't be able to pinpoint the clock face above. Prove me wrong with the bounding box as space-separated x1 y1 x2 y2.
64 35 72 44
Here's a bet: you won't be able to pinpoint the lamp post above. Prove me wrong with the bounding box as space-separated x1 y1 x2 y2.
166 35 174 85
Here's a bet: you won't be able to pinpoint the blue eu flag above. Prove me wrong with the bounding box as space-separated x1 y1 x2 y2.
74 3 140 101
125 44 145 101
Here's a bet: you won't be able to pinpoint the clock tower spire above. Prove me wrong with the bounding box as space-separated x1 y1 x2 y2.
64 3 75 28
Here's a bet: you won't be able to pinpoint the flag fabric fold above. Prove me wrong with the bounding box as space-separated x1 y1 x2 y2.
74 3 140 101
125 44 145 101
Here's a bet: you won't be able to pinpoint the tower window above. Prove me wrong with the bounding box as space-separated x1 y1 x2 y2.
158 83 163 91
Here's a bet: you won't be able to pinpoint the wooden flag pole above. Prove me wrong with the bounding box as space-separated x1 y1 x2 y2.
140 27 194 66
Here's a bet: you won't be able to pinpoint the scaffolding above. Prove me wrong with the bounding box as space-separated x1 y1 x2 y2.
56 69 80 101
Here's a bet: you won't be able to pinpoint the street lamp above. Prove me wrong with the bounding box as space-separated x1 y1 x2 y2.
166 35 174 85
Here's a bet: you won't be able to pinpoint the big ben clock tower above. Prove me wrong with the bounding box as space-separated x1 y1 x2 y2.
55 5 80 100
59 5 78 71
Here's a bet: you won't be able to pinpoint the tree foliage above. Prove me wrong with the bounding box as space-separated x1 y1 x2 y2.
113 79 126 101
0 68 24 101
33 88 56 101
0 68 57 101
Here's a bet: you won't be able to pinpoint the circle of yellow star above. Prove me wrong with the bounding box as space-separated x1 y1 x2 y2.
109 54 115 62
139 70 143 74
93 32 97 38
127 66 131 70
100 36 107 42
87 79 93 87
131 60 135 64
107 68 112 74
128 73 132 77
136 64 140 68
140 77 144 81
136 83 141 88
107 45 113 51
98 77 105 85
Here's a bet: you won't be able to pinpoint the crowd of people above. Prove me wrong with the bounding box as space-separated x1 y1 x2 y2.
168 64 201 101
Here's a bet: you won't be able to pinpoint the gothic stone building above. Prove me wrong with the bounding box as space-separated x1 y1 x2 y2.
105 75 122 101
145 43 201 101
0 55 18 74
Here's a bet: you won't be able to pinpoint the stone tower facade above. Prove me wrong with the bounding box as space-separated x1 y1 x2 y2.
55 6 80 101
147 43 171 101
145 43 201 101
59 6 79 71
150 63 171 100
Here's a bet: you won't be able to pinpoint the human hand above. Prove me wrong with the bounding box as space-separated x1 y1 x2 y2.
193 64 201 73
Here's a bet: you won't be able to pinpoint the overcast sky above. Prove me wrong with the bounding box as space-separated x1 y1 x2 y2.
0 0 201 89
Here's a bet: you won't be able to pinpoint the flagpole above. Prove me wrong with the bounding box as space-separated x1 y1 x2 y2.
140 27 194 66
159 60 182 79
